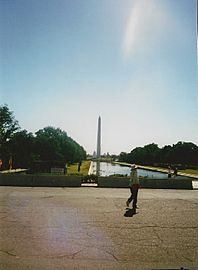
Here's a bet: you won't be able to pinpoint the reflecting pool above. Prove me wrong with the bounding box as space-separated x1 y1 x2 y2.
89 161 169 178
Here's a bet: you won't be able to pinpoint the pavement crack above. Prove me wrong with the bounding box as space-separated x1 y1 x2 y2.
0 216 7 220
104 250 119 261
182 254 193 262
71 249 84 259
41 196 54 199
0 249 17 257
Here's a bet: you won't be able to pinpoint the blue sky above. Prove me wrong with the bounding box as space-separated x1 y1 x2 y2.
0 0 197 154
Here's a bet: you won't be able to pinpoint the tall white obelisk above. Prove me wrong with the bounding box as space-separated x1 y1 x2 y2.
96 116 101 176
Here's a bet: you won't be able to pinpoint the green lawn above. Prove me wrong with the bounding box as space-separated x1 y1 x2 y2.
67 160 91 175
179 169 198 175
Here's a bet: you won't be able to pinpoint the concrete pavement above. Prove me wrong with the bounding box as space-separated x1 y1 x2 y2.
0 187 198 270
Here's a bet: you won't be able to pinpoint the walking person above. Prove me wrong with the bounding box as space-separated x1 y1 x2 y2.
126 164 140 213
64 163 67 175
168 165 172 178
77 161 82 172
173 167 178 178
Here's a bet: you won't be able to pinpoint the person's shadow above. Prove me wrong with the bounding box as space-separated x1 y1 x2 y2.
124 208 137 217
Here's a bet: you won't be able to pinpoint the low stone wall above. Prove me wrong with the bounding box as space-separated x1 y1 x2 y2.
98 177 129 188
0 175 81 187
98 177 193 189
0 175 193 189
139 178 193 190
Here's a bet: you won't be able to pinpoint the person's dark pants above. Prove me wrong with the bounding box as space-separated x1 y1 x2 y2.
127 186 139 209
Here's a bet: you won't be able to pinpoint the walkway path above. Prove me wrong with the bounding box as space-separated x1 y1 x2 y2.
138 165 198 179
0 187 197 270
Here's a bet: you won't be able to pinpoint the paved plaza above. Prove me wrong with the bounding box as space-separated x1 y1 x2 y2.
0 186 198 270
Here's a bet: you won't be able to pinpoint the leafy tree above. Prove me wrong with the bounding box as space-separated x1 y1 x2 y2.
118 152 128 162
129 147 145 164
9 130 35 168
34 127 62 161
0 105 87 170
0 105 19 145
34 126 86 164
143 143 160 164
159 145 173 164
0 105 20 168
171 142 198 165
121 144 160 165
118 141 198 166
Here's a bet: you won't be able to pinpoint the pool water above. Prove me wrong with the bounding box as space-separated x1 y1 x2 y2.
90 162 168 178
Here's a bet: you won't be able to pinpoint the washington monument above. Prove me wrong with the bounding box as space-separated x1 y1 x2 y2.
96 116 101 175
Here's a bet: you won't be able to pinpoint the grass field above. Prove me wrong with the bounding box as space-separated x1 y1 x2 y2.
67 160 91 175
179 169 198 175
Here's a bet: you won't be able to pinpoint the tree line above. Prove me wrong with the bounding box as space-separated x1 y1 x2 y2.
1 104 197 171
118 142 198 169
0 105 86 171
